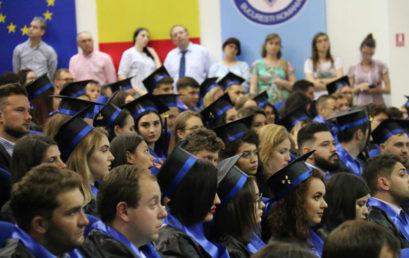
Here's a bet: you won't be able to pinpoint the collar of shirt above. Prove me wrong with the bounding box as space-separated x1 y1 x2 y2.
371 196 402 215
179 42 192 54
27 39 43 49
0 136 15 156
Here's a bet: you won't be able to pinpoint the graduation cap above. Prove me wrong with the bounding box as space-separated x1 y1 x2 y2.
371 119 409 144
93 103 122 128
218 72 245 91
156 94 179 109
52 95 103 119
158 143 199 198
122 93 169 121
213 115 253 143
267 151 315 201
103 77 133 93
216 154 248 206
328 107 369 133
253 91 270 109
60 80 97 98
143 66 172 94
326 76 350 95
201 93 234 128
278 110 311 131
54 108 95 162
200 77 219 98
25 73 54 101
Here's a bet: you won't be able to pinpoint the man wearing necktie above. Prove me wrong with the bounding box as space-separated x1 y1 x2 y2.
164 25 213 85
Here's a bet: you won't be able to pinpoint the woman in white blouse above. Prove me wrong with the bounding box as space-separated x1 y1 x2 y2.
118 27 161 96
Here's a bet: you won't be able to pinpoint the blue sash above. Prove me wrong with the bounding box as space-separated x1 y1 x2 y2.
92 220 160 258
245 233 265 254
336 144 362 176
149 147 165 176
309 230 323 258
90 185 98 198
367 198 409 241
165 213 230 258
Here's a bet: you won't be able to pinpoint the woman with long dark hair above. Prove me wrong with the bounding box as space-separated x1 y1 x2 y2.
118 27 161 95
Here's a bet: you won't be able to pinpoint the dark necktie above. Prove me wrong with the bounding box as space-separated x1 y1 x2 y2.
179 50 187 78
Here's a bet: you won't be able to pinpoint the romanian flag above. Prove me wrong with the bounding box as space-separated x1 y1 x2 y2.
0 0 77 74
96 0 200 70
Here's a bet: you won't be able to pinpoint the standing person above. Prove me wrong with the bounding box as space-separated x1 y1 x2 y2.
69 31 116 85
164 25 212 84
209 37 250 92
52 69 74 110
304 32 343 96
12 17 57 79
118 27 161 95
250 33 296 104
348 34 391 106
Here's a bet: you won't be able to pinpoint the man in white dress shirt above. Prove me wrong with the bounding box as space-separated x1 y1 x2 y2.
164 25 212 85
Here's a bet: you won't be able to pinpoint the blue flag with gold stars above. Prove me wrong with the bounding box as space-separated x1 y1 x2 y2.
0 0 77 74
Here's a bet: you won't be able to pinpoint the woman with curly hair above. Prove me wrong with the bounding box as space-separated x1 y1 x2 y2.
265 152 328 257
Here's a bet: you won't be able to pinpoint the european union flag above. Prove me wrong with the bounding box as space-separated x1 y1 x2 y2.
0 0 77 74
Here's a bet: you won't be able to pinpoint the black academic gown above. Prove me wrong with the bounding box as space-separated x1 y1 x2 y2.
0 239 35 258
218 235 249 258
0 144 11 208
156 225 210 258
368 207 409 248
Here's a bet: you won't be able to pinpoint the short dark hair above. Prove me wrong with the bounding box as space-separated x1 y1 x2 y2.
98 165 156 223
368 103 387 118
336 123 368 143
183 128 225 155
158 159 218 226
109 91 133 108
363 154 402 195
253 241 317 258
323 220 400 258
0 72 20 85
10 164 82 231
292 80 314 93
17 69 34 85
386 106 403 119
53 68 70 81
110 132 144 168
0 83 28 110
176 76 199 91
10 134 57 183
297 122 330 150
281 91 311 117
222 37 241 56
222 130 259 159
322 173 370 231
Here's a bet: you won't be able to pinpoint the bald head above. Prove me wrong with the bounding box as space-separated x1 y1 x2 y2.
77 31 94 55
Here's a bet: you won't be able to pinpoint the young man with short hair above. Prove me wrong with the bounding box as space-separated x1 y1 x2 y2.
177 76 200 111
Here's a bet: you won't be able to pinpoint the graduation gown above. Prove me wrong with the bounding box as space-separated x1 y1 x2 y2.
218 235 249 258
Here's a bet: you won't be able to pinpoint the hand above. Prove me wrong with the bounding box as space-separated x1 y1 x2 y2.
273 78 288 89
357 83 369 93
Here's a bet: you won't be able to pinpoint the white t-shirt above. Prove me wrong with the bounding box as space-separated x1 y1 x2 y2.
304 56 342 79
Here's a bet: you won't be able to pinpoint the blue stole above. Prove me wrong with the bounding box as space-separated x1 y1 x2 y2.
245 233 265 254
313 115 325 124
335 144 362 176
368 144 380 158
90 185 98 199
92 220 160 258
165 213 230 258
149 147 165 176
11 225 82 258
309 230 323 258
367 198 409 241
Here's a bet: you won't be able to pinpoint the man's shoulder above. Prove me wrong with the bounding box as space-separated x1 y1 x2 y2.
96 51 113 61
0 239 35 258
190 42 209 53
13 41 28 51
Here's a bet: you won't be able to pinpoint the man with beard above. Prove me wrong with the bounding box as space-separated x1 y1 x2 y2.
363 154 409 248
371 119 409 169
298 122 341 180
0 83 31 170
0 164 89 256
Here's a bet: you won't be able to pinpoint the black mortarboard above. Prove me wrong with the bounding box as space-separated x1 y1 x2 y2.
143 66 172 94
103 77 133 93
60 80 97 98
200 77 219 98
93 103 122 128
216 154 248 206
218 72 245 91
52 95 103 119
156 94 179 109
278 110 311 131
267 151 315 201
54 108 95 162
158 143 199 198
122 93 169 121
371 119 409 144
253 91 271 109
326 76 350 95
25 73 54 101
213 116 253 143
200 93 234 128
328 107 369 133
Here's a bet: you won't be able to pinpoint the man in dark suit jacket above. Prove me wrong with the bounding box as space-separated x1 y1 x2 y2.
363 154 409 248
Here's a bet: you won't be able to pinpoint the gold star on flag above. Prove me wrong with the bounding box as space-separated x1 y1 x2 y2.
46 0 55 7
0 13 5 23
21 25 29 36
7 22 16 33
43 10 53 20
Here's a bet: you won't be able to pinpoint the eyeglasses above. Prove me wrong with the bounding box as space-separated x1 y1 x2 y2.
241 150 258 159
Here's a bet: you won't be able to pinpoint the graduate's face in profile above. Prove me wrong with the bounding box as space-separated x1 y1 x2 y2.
251 114 266 133
225 108 238 123
85 83 100 102
115 114 135 137
137 113 162 146
237 142 258 175
355 194 370 220
252 181 264 224
381 134 409 168
227 85 245 105
45 188 88 254
264 105 275 124
268 138 291 175
88 135 114 182
194 149 219 167
204 193 220 222
389 162 409 203
127 141 155 170
310 131 339 171
178 86 200 108
127 176 167 246
304 178 327 226
176 115 203 140
42 144 66 169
